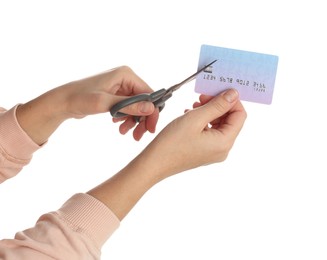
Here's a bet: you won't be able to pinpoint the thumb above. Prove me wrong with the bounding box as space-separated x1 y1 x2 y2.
110 95 155 116
192 89 239 125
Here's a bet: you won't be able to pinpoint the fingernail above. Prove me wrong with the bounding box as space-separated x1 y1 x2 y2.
223 89 239 103
140 102 153 113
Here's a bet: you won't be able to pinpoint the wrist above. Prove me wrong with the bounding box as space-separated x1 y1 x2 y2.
87 153 169 221
131 145 176 185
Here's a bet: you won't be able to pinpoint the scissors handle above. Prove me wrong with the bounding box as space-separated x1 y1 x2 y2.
110 59 217 120
110 88 167 118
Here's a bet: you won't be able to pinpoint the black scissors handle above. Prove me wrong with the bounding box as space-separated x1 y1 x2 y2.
110 88 167 118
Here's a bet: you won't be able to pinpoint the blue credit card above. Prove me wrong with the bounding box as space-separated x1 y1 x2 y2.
195 44 279 104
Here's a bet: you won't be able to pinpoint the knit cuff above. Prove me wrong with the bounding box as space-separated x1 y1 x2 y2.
0 105 41 160
57 193 120 249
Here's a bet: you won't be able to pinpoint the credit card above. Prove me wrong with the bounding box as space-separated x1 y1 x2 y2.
195 44 279 104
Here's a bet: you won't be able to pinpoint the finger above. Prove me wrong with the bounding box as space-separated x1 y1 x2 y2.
112 116 128 123
192 102 201 109
119 117 137 135
193 95 216 109
133 120 147 141
110 96 155 117
191 89 239 127
199 94 215 105
216 100 247 139
145 108 159 133
132 107 159 140
124 101 155 116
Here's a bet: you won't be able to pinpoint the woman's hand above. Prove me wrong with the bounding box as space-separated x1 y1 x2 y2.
16 66 159 144
134 88 247 181
61 66 159 140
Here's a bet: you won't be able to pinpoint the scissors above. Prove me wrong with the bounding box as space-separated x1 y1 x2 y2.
110 59 217 122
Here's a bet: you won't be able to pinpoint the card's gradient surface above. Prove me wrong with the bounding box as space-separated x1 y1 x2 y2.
195 45 279 104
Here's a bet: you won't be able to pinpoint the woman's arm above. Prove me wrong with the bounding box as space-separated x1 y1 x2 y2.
0 66 158 183
88 89 247 220
0 88 246 259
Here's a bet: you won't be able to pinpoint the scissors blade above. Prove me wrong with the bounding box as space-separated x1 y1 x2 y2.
167 59 217 92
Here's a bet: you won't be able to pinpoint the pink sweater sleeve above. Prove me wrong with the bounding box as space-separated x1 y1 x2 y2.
0 105 41 183
0 106 120 259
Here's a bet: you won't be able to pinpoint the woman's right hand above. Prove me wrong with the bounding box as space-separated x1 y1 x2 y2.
135 88 247 182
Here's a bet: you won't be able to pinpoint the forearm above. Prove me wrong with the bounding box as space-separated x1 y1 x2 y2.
16 87 70 145
87 151 165 221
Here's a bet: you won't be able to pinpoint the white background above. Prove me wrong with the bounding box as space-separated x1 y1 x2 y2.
1 1 326 259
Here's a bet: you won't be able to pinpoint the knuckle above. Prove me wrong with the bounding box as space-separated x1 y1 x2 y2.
212 99 228 114
118 65 133 74
111 65 134 78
